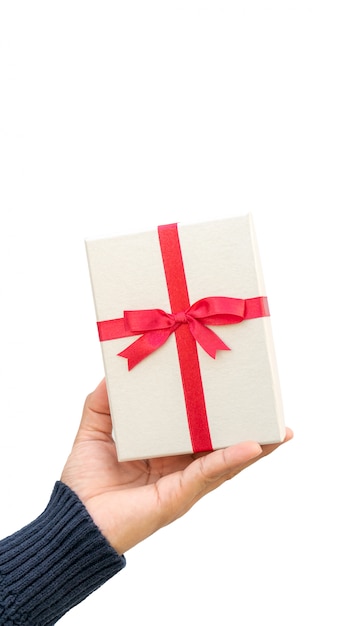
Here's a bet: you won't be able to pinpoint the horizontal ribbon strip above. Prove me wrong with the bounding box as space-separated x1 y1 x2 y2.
97 295 269 369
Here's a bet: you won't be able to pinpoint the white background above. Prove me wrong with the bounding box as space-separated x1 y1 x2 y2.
0 1 351 624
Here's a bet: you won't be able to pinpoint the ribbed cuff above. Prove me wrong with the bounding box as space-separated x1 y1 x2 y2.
0 481 126 625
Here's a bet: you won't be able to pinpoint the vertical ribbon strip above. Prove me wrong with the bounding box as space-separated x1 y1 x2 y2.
157 223 213 452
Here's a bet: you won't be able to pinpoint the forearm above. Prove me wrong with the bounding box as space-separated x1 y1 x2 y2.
0 481 126 625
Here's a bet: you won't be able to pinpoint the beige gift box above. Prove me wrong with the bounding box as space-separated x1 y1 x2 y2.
85 214 285 461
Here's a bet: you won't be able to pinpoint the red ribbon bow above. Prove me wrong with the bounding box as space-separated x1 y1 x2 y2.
98 295 269 370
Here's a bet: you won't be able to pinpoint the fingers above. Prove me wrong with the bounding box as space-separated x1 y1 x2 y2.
192 441 263 482
261 427 294 455
178 429 293 505
220 427 294 478
156 441 263 526
179 441 262 504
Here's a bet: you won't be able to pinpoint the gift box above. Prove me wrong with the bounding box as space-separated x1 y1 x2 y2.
85 215 285 461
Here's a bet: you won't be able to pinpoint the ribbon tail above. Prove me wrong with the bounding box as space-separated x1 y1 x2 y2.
188 319 230 359
118 328 173 370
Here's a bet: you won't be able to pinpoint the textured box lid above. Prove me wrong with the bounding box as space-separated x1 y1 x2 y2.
85 214 285 461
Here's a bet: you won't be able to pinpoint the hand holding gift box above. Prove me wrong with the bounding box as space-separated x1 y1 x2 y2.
86 214 286 461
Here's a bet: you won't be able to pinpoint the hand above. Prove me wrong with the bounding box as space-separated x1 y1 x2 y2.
61 379 293 554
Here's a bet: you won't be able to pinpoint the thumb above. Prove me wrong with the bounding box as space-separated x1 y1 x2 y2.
85 378 110 414
75 378 113 439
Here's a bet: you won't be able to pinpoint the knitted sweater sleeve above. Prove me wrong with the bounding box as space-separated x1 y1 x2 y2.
0 481 126 625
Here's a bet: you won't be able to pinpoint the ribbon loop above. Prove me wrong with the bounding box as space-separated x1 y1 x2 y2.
123 308 173 332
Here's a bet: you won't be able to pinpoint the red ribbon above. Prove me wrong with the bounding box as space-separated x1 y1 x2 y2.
97 223 270 453
97 295 269 370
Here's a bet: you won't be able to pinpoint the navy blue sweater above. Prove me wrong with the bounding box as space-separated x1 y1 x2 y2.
0 481 126 624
